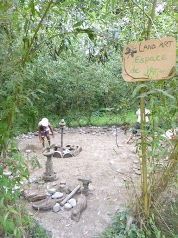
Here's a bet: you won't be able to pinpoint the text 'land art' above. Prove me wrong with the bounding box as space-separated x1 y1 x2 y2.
122 36 176 82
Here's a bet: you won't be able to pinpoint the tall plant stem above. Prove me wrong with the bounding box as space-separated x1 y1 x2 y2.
21 0 54 66
146 0 157 40
140 0 157 218
140 94 148 216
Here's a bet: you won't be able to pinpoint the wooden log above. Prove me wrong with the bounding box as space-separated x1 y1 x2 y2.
71 194 87 222
60 185 80 206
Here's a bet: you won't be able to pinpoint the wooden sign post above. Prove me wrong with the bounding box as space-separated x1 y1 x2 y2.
122 36 176 216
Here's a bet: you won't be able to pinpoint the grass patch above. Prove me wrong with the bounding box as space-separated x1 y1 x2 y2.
64 111 136 128
155 200 178 238
98 207 143 238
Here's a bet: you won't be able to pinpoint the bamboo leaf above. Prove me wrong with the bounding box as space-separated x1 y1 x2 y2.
3 212 10 221
131 84 148 98
154 89 175 99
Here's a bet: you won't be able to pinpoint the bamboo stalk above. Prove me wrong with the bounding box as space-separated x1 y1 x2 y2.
140 95 148 217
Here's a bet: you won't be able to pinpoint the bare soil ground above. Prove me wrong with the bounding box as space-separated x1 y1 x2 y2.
19 127 141 238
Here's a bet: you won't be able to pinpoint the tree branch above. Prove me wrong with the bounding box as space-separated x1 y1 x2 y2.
21 0 54 66
146 0 157 40
130 0 159 40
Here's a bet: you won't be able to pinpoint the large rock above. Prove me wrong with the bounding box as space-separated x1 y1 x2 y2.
24 191 46 202
32 197 56 210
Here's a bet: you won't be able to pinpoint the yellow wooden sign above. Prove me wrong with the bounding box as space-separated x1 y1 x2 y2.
122 36 176 82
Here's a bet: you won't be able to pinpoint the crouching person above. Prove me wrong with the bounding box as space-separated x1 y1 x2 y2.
38 118 54 147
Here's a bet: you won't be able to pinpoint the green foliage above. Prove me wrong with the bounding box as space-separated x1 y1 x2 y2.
158 201 178 237
0 0 178 236
0 141 30 237
99 207 178 238
26 216 52 238
98 208 144 238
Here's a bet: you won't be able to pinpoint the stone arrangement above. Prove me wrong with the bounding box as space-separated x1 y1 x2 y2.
16 125 130 142
42 150 58 181
41 143 82 182
23 177 90 222
78 176 92 196
52 144 82 158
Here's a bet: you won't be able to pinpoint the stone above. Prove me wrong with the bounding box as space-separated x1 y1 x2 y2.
24 190 47 202
53 203 61 212
68 198 77 207
46 192 52 197
133 164 138 169
59 184 66 193
38 180 45 185
64 203 72 211
24 191 37 199
66 144 72 148
56 193 66 202
53 151 62 158
73 146 82 157
135 170 141 175
78 176 92 196
29 193 47 202
63 152 73 158
58 181 69 193
52 192 64 199
60 180 66 185
48 188 56 194
32 198 56 210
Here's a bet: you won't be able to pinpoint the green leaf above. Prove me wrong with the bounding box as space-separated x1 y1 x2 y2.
73 21 84 28
154 89 175 99
3 219 15 233
88 33 94 41
3 212 10 221
29 0 35 17
131 84 148 98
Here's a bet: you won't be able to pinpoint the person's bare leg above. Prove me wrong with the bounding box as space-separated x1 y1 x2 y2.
46 135 51 147
41 137 45 147
125 134 134 144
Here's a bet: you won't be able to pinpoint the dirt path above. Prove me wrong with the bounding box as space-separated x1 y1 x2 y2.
19 127 141 238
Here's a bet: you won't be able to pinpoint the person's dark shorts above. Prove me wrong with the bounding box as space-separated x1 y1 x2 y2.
132 122 151 135
41 130 50 138
132 122 140 134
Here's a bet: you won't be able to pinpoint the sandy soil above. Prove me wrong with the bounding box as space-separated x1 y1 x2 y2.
19 126 141 238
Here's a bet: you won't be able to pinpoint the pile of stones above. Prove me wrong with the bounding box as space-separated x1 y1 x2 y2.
52 144 82 158
22 176 91 222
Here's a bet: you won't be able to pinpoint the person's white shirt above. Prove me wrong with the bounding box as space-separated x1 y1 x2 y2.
38 121 50 132
136 109 150 123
